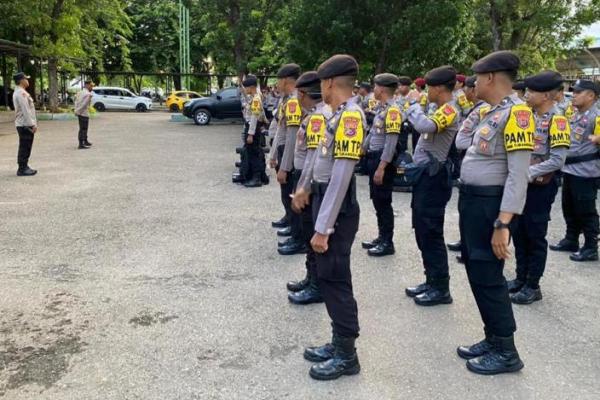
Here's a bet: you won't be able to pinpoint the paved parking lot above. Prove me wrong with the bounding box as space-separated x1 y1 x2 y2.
0 112 599 399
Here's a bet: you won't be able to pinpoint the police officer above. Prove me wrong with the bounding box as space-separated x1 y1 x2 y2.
292 54 363 381
507 71 570 304
12 72 38 176
361 73 402 256
403 66 461 306
242 74 268 188
287 71 332 303
456 51 531 375
74 80 94 149
550 79 600 262
555 89 574 119
448 75 491 256
513 80 526 100
269 95 289 229
454 74 473 117
268 64 302 238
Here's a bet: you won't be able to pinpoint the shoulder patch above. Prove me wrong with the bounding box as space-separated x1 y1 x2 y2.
334 110 364 160
385 106 402 134
250 95 262 115
479 105 491 119
419 93 428 106
549 115 571 148
594 116 600 136
429 103 458 132
285 98 302 126
306 114 326 149
504 104 535 152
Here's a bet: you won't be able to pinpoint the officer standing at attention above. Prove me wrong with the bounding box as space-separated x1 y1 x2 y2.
456 51 532 375
550 79 600 262
395 76 416 153
268 64 302 238
507 71 570 304
291 54 364 381
361 73 402 257
12 72 38 176
287 71 332 304
74 80 94 149
242 74 268 188
403 66 461 306
268 96 289 229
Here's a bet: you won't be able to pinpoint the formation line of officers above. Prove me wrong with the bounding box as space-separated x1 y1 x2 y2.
235 50 599 380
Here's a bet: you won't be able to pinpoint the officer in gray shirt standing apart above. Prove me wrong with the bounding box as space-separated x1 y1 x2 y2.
456 51 533 375
403 66 461 307
12 72 38 176
74 80 94 149
549 79 600 262
291 54 364 381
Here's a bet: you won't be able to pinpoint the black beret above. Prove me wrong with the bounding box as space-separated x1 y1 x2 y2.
374 73 399 88
397 76 412 86
277 63 301 79
573 79 600 95
317 54 359 80
425 65 456 86
13 72 30 84
524 71 564 92
472 50 520 74
242 74 258 87
359 82 372 91
512 80 526 91
296 71 320 88
465 75 477 88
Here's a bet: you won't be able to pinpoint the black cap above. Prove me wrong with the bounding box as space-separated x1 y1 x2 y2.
472 50 520 74
296 71 320 88
242 74 258 87
13 72 30 84
317 54 359 80
572 79 599 95
524 71 564 92
374 73 399 88
424 66 456 86
397 76 412 86
512 80 526 91
465 75 477 88
277 63 301 79
359 82 372 91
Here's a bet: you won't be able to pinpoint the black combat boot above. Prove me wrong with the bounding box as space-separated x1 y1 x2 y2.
549 238 579 252
511 285 542 305
277 226 292 237
278 239 308 255
367 241 395 257
288 275 323 305
361 236 381 249
304 334 336 362
244 173 262 188
84 140 92 146
17 166 37 176
446 240 462 252
466 335 524 375
507 278 525 294
414 278 452 306
457 329 494 360
287 270 309 292
405 280 431 298
309 336 360 380
271 216 289 228
569 247 599 262
78 141 90 149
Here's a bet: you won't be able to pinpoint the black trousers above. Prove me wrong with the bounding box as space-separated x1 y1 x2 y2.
411 167 452 285
459 185 516 338
78 115 89 143
277 144 295 227
290 169 304 242
243 131 265 180
303 191 316 276
367 153 396 243
16 126 34 168
513 180 559 286
561 173 600 249
447 141 463 180
312 186 360 339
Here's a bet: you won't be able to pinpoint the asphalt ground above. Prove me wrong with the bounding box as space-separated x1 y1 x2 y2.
0 112 599 399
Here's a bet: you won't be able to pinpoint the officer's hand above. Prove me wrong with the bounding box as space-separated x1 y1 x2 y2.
246 135 254 144
374 167 385 185
269 159 277 169
291 189 310 213
491 228 511 260
589 135 600 145
31 126 38 134
277 170 287 184
311 232 329 254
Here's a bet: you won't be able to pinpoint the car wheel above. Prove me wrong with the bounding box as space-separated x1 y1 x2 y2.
169 104 179 112
193 109 211 125
94 102 105 112
136 103 148 112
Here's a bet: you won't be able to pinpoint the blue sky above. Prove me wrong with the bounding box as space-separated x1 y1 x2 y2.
582 22 600 38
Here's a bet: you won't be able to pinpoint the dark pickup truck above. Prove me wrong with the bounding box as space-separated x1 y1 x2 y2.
182 87 243 125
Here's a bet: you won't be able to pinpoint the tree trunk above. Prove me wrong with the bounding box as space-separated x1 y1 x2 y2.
489 0 502 51
375 35 390 74
48 57 59 113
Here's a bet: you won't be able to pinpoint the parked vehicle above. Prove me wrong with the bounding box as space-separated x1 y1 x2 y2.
91 87 153 112
166 91 202 112
182 87 242 125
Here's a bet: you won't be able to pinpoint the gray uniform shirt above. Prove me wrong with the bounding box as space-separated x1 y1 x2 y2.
456 101 490 150
408 99 461 165
268 95 288 161
280 91 302 172
13 86 37 127
74 88 92 117
562 107 600 178
528 107 568 181
460 94 533 214
247 93 267 136
312 101 366 235
297 102 332 189
364 100 402 163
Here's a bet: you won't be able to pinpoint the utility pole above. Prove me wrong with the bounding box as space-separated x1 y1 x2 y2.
179 0 190 90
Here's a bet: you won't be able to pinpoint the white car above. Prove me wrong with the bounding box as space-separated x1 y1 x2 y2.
91 87 152 112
